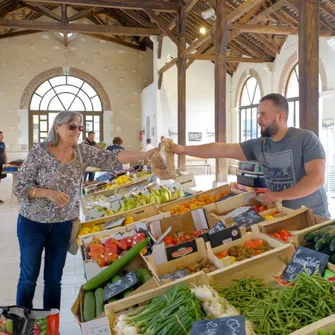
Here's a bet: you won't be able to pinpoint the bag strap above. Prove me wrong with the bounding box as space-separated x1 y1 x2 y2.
77 145 84 173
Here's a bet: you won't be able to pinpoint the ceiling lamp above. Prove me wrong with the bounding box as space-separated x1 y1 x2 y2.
201 8 216 20
199 27 207 35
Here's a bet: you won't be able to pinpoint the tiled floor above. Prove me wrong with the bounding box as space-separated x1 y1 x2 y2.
0 174 334 335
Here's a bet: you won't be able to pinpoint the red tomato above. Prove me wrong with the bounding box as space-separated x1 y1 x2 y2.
179 233 193 243
278 230 292 237
163 236 174 246
104 252 118 263
105 244 118 254
280 235 289 242
104 238 119 248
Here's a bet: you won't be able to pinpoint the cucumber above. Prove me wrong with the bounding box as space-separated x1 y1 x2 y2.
108 297 118 303
330 254 335 264
321 247 333 256
111 275 122 283
314 226 335 242
305 225 334 242
136 268 152 284
83 292 96 322
123 288 134 298
83 238 150 291
94 288 105 317
321 227 335 244
304 243 316 250
330 237 335 252
315 239 329 251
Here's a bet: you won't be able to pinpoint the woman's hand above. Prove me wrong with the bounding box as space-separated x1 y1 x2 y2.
45 190 70 208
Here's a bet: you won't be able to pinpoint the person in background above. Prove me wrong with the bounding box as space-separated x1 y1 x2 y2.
158 135 165 149
141 138 154 152
83 131 99 182
171 93 329 218
14 111 156 310
106 137 125 152
0 131 7 204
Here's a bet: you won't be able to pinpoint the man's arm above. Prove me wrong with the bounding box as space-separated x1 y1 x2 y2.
170 143 248 161
263 159 325 203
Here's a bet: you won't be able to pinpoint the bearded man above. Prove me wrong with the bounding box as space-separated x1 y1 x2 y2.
171 93 329 218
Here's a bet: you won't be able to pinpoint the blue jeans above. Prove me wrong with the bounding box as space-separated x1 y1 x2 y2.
84 172 95 182
16 215 72 310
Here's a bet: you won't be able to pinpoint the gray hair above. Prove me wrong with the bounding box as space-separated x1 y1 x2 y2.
45 111 83 146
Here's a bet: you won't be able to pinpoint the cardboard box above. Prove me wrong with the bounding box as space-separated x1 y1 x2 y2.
80 203 159 231
174 172 196 189
149 209 209 264
206 227 289 275
71 255 159 335
145 238 221 284
257 207 330 246
289 314 335 335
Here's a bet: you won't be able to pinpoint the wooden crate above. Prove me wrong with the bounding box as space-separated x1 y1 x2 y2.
80 203 159 231
289 314 335 335
257 207 329 246
105 272 209 334
158 184 232 213
84 174 152 198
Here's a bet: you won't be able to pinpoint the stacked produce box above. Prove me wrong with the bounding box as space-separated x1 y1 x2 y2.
71 174 335 335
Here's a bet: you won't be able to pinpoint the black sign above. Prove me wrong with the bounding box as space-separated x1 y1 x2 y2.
209 225 241 248
209 221 226 234
282 246 330 282
166 240 198 261
233 210 264 230
104 270 138 301
159 269 190 282
191 315 246 335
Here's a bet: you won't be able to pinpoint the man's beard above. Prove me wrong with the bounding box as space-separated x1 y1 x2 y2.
260 119 279 137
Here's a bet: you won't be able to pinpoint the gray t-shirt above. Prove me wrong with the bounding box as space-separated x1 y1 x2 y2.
240 128 329 218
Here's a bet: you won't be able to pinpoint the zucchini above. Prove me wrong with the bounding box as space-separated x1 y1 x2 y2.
83 292 96 322
94 288 105 317
111 275 122 283
315 239 328 251
123 288 134 298
330 237 335 252
321 247 333 256
136 268 152 284
83 238 150 291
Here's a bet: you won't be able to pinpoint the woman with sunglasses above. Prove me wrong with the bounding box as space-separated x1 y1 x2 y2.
14 111 156 310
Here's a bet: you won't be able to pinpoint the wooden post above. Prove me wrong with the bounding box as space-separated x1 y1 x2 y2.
298 0 319 135
177 11 187 170
215 0 227 181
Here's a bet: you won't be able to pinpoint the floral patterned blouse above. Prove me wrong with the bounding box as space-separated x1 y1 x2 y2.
14 142 122 223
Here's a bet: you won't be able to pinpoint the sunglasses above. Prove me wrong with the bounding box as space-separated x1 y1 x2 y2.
67 124 84 132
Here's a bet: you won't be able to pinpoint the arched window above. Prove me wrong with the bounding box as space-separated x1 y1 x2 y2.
29 75 103 147
285 63 322 128
239 77 261 142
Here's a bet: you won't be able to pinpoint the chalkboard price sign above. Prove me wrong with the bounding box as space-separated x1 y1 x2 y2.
191 315 246 335
104 270 138 301
282 246 330 282
233 210 264 230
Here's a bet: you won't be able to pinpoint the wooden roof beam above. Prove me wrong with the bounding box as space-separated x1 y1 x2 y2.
232 23 332 37
0 29 41 38
25 0 181 11
67 7 104 22
226 0 265 23
187 54 266 62
20 1 61 21
158 57 177 75
0 18 159 35
145 9 177 44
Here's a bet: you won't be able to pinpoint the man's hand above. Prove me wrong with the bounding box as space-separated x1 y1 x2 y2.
144 148 159 159
45 190 70 208
262 191 282 204
169 143 186 155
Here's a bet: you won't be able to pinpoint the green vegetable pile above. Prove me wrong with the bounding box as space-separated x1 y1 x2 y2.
220 273 335 335
114 283 205 335
318 324 335 335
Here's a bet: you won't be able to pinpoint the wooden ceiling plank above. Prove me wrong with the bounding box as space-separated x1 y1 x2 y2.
237 1 265 24
145 9 177 44
0 18 159 35
186 38 212 69
181 26 214 57
83 32 145 50
25 0 181 11
21 1 61 21
119 9 155 27
226 0 264 23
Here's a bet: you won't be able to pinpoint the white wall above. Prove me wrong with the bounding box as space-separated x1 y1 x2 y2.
142 36 232 150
